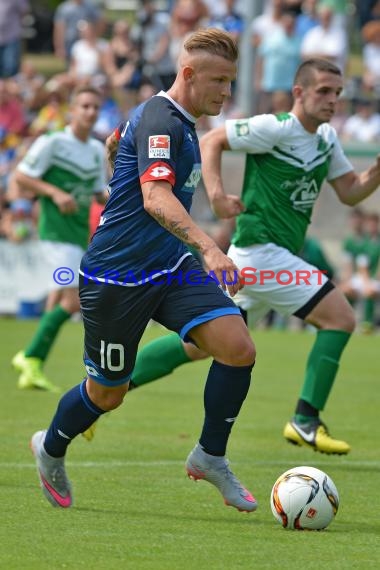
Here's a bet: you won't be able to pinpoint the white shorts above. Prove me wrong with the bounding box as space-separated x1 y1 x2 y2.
40 241 85 291
228 242 330 325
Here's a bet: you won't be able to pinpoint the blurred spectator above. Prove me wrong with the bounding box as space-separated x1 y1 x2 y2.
92 76 123 142
361 19 380 94
270 90 293 113
169 0 209 64
0 79 27 135
0 198 36 242
318 0 349 27
0 127 19 201
295 0 320 38
169 0 209 67
103 20 143 110
250 0 284 48
14 59 46 124
29 79 69 136
134 78 158 106
69 20 110 82
131 0 177 91
202 0 228 19
205 0 244 44
0 0 30 78
356 0 380 28
53 0 105 65
170 0 209 37
300 4 348 71
340 209 380 332
256 9 301 113
341 97 380 143
329 94 350 136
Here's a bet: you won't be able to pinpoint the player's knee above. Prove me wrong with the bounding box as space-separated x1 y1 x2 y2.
87 380 128 411
184 343 208 361
332 304 356 333
342 309 356 333
222 336 256 367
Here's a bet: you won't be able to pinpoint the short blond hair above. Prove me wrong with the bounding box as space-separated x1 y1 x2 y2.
183 28 238 63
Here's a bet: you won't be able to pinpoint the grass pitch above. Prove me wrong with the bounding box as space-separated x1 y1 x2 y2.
1 318 379 569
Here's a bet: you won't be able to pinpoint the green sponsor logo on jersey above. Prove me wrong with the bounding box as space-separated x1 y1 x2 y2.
234 121 249 137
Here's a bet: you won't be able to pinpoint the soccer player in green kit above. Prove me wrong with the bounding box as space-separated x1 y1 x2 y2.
199 57 380 454
12 86 108 392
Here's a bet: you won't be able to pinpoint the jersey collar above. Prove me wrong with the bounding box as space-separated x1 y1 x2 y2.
157 91 196 124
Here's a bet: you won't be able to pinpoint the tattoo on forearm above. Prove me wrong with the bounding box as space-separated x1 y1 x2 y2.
153 208 203 251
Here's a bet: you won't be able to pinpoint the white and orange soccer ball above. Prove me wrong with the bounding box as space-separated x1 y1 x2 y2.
270 466 339 530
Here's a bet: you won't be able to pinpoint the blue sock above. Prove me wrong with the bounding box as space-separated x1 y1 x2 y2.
44 380 106 457
199 360 253 456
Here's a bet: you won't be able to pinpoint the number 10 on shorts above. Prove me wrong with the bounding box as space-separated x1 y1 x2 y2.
100 340 125 372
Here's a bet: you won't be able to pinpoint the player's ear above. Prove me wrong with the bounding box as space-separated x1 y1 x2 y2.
292 84 302 99
183 66 194 82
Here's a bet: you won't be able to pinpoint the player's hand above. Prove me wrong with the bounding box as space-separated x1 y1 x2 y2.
203 246 243 297
370 154 380 176
211 194 245 219
52 190 78 214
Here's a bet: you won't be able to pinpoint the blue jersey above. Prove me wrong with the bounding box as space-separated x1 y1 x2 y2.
81 93 202 286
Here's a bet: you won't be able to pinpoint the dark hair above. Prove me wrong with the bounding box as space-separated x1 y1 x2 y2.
294 58 342 87
184 28 239 62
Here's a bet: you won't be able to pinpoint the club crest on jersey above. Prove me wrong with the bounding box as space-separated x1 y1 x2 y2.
234 121 249 137
149 135 170 158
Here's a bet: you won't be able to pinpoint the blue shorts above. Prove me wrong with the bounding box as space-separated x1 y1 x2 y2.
79 256 241 386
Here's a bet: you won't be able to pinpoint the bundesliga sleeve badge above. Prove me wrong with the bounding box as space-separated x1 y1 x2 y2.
148 135 171 159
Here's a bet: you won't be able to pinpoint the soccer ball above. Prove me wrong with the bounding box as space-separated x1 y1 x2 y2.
270 466 339 530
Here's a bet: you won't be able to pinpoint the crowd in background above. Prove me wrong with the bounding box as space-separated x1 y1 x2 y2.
0 0 380 329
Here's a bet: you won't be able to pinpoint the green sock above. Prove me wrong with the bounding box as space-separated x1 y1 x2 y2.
25 305 71 361
363 298 375 324
296 329 351 417
132 333 191 387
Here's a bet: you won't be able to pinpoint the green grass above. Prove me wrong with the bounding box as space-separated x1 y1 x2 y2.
1 319 379 569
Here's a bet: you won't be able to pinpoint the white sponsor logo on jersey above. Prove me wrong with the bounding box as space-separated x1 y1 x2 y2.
283 176 319 213
184 166 202 189
148 165 172 178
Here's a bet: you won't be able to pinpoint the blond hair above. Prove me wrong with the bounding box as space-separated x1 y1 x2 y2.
183 28 238 63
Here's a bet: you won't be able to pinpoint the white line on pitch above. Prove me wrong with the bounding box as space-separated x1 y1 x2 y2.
1 459 379 469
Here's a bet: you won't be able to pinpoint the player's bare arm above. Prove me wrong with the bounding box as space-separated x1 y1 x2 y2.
13 170 78 213
200 127 245 218
331 155 380 205
105 130 119 171
141 180 242 295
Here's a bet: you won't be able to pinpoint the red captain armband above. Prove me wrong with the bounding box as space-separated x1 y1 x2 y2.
140 161 176 186
114 126 122 140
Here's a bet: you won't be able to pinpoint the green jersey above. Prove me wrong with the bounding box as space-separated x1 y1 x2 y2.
226 113 353 254
342 234 367 272
362 236 380 276
18 126 106 249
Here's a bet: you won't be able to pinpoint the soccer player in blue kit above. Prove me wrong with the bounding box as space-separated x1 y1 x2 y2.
30 28 258 512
